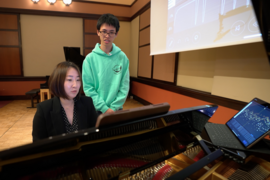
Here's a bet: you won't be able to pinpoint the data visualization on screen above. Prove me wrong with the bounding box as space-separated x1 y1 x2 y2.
160 0 263 54
227 101 270 147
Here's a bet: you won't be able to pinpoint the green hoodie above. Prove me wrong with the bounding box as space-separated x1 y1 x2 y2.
82 43 130 113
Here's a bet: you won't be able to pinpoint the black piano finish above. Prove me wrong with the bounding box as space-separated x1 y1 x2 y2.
0 104 219 180
63 47 85 74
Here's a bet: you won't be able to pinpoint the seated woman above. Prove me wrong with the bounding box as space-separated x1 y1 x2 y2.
32 61 97 142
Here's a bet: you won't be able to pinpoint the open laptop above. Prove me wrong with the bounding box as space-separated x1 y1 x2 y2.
204 98 270 150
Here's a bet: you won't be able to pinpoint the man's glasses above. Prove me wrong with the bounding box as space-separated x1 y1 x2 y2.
99 31 117 37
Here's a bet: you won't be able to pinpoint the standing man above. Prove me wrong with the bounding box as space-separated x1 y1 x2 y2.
82 13 130 115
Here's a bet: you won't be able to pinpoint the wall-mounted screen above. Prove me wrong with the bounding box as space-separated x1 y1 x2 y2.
151 0 263 55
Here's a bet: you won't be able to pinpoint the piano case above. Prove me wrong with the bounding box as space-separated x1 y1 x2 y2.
0 103 243 180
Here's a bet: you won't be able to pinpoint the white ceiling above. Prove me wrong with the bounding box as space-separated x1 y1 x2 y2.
77 0 136 6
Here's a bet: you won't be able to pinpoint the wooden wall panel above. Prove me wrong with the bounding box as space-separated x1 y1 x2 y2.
130 16 140 77
84 19 97 33
138 45 152 78
0 47 21 75
84 48 93 56
0 13 22 77
139 27 150 46
0 14 18 29
139 8 150 30
0 31 19 46
0 0 131 18
0 81 45 96
153 53 175 82
84 34 100 48
130 81 239 124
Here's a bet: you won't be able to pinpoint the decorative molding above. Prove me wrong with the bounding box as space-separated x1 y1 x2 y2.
0 1 148 22
139 43 150 48
131 1 150 21
0 29 19 31
139 25 150 31
130 77 247 111
84 32 97 35
151 55 154 79
0 45 20 47
132 95 151 105
130 0 138 7
137 76 175 86
0 95 30 100
72 0 135 7
0 8 131 21
0 77 46 81
173 53 179 85
18 14 24 76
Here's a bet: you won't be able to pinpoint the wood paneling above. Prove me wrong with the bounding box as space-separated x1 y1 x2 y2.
139 8 150 30
84 19 98 33
0 8 131 21
138 45 152 78
0 81 45 96
0 47 21 76
153 53 175 82
130 77 247 111
0 77 46 81
84 34 100 48
131 0 150 19
83 19 98 58
0 13 22 77
130 81 240 126
0 14 18 29
84 48 93 56
73 0 136 6
139 26 150 46
0 1 131 19
0 31 19 46
0 95 30 100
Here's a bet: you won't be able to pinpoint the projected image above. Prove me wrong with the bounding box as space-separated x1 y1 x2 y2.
226 102 270 146
166 0 262 52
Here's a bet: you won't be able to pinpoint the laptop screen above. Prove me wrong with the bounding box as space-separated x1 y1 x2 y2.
197 106 217 117
226 98 270 148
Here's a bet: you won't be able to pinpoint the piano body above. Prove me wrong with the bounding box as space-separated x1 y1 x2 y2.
0 103 270 180
63 47 85 74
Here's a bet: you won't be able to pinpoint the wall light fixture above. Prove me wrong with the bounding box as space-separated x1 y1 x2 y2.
63 0 72 6
47 0 57 5
31 0 40 3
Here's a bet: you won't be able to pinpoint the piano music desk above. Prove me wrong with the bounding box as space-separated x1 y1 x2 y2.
40 88 51 102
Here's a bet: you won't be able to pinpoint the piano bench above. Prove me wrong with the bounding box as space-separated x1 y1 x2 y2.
25 89 40 108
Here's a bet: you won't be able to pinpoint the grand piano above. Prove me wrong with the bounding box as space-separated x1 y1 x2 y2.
39 47 85 89
2 0 270 178
0 104 215 179
1 103 270 180
63 47 85 74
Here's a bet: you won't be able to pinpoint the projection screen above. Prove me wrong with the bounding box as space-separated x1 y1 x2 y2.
150 0 263 55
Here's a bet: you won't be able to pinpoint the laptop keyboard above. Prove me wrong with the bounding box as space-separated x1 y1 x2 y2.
205 123 244 149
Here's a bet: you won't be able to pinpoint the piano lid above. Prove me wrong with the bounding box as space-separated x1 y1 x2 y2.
63 47 85 73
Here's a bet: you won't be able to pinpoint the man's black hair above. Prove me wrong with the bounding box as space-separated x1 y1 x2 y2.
97 13 120 32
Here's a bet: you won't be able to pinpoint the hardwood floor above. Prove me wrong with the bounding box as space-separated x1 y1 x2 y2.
0 98 143 151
